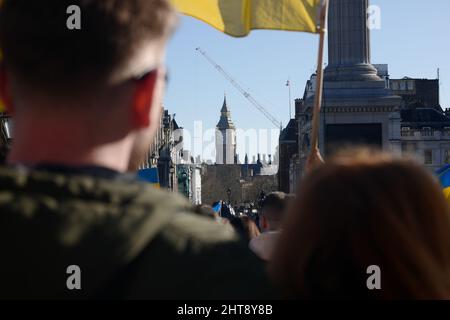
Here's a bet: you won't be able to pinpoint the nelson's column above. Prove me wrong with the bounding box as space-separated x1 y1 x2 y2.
302 0 401 157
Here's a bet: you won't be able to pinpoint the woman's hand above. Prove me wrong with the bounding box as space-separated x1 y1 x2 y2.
306 148 325 174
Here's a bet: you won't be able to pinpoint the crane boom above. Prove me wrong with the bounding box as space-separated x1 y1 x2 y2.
196 47 282 129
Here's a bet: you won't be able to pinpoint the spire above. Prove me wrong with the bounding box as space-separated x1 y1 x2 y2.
216 95 235 130
221 94 229 113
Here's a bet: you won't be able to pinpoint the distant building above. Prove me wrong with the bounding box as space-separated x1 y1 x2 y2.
140 108 167 169
390 77 440 110
201 164 278 206
202 97 278 205
278 118 299 193
388 77 450 170
140 108 202 204
373 64 390 88
215 95 237 164
177 162 202 205
140 108 178 189
156 110 181 190
393 108 450 171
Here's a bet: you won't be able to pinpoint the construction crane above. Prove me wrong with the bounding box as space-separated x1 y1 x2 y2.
195 47 283 130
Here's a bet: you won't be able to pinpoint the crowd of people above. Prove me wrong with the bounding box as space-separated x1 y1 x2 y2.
200 192 292 262
0 0 449 299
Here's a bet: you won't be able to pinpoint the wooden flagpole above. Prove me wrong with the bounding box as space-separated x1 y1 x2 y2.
308 0 329 165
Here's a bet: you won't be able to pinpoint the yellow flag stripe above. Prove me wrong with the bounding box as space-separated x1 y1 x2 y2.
443 187 450 200
0 0 323 112
171 0 322 37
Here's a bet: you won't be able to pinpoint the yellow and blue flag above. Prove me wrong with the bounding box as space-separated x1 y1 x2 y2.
137 168 161 188
437 165 450 200
170 0 324 37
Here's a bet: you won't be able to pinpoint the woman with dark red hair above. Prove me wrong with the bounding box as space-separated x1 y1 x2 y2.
271 149 450 299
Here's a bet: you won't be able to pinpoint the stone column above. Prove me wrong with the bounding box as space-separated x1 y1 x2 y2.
325 0 380 81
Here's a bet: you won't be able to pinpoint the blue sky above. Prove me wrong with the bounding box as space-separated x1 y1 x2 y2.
165 0 450 161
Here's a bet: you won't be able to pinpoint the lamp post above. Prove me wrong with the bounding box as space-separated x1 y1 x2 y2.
226 187 232 205
169 164 175 191
181 171 188 197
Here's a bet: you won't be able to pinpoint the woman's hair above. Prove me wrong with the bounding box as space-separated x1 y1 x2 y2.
229 216 261 242
270 149 450 299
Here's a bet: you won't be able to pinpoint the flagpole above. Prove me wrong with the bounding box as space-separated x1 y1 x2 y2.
308 0 329 161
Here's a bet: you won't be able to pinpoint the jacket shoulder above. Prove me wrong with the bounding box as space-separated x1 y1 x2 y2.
121 213 275 299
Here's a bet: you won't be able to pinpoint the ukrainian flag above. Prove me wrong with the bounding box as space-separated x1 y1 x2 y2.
437 165 450 200
170 0 323 37
137 168 161 188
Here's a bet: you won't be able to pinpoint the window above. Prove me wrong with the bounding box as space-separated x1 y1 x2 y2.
444 127 450 136
424 150 433 165
445 150 450 164
401 127 412 137
422 127 433 137
407 80 414 91
400 81 407 91
402 143 416 155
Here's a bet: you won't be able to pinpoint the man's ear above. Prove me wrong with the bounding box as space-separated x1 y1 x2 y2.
131 70 158 128
0 65 14 114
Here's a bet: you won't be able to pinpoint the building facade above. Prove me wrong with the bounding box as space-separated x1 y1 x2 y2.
140 108 179 189
201 163 278 206
286 0 450 192
392 108 450 171
139 108 202 204
177 162 202 205
278 118 299 193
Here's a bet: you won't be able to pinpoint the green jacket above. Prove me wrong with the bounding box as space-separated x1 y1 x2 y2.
0 166 274 299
